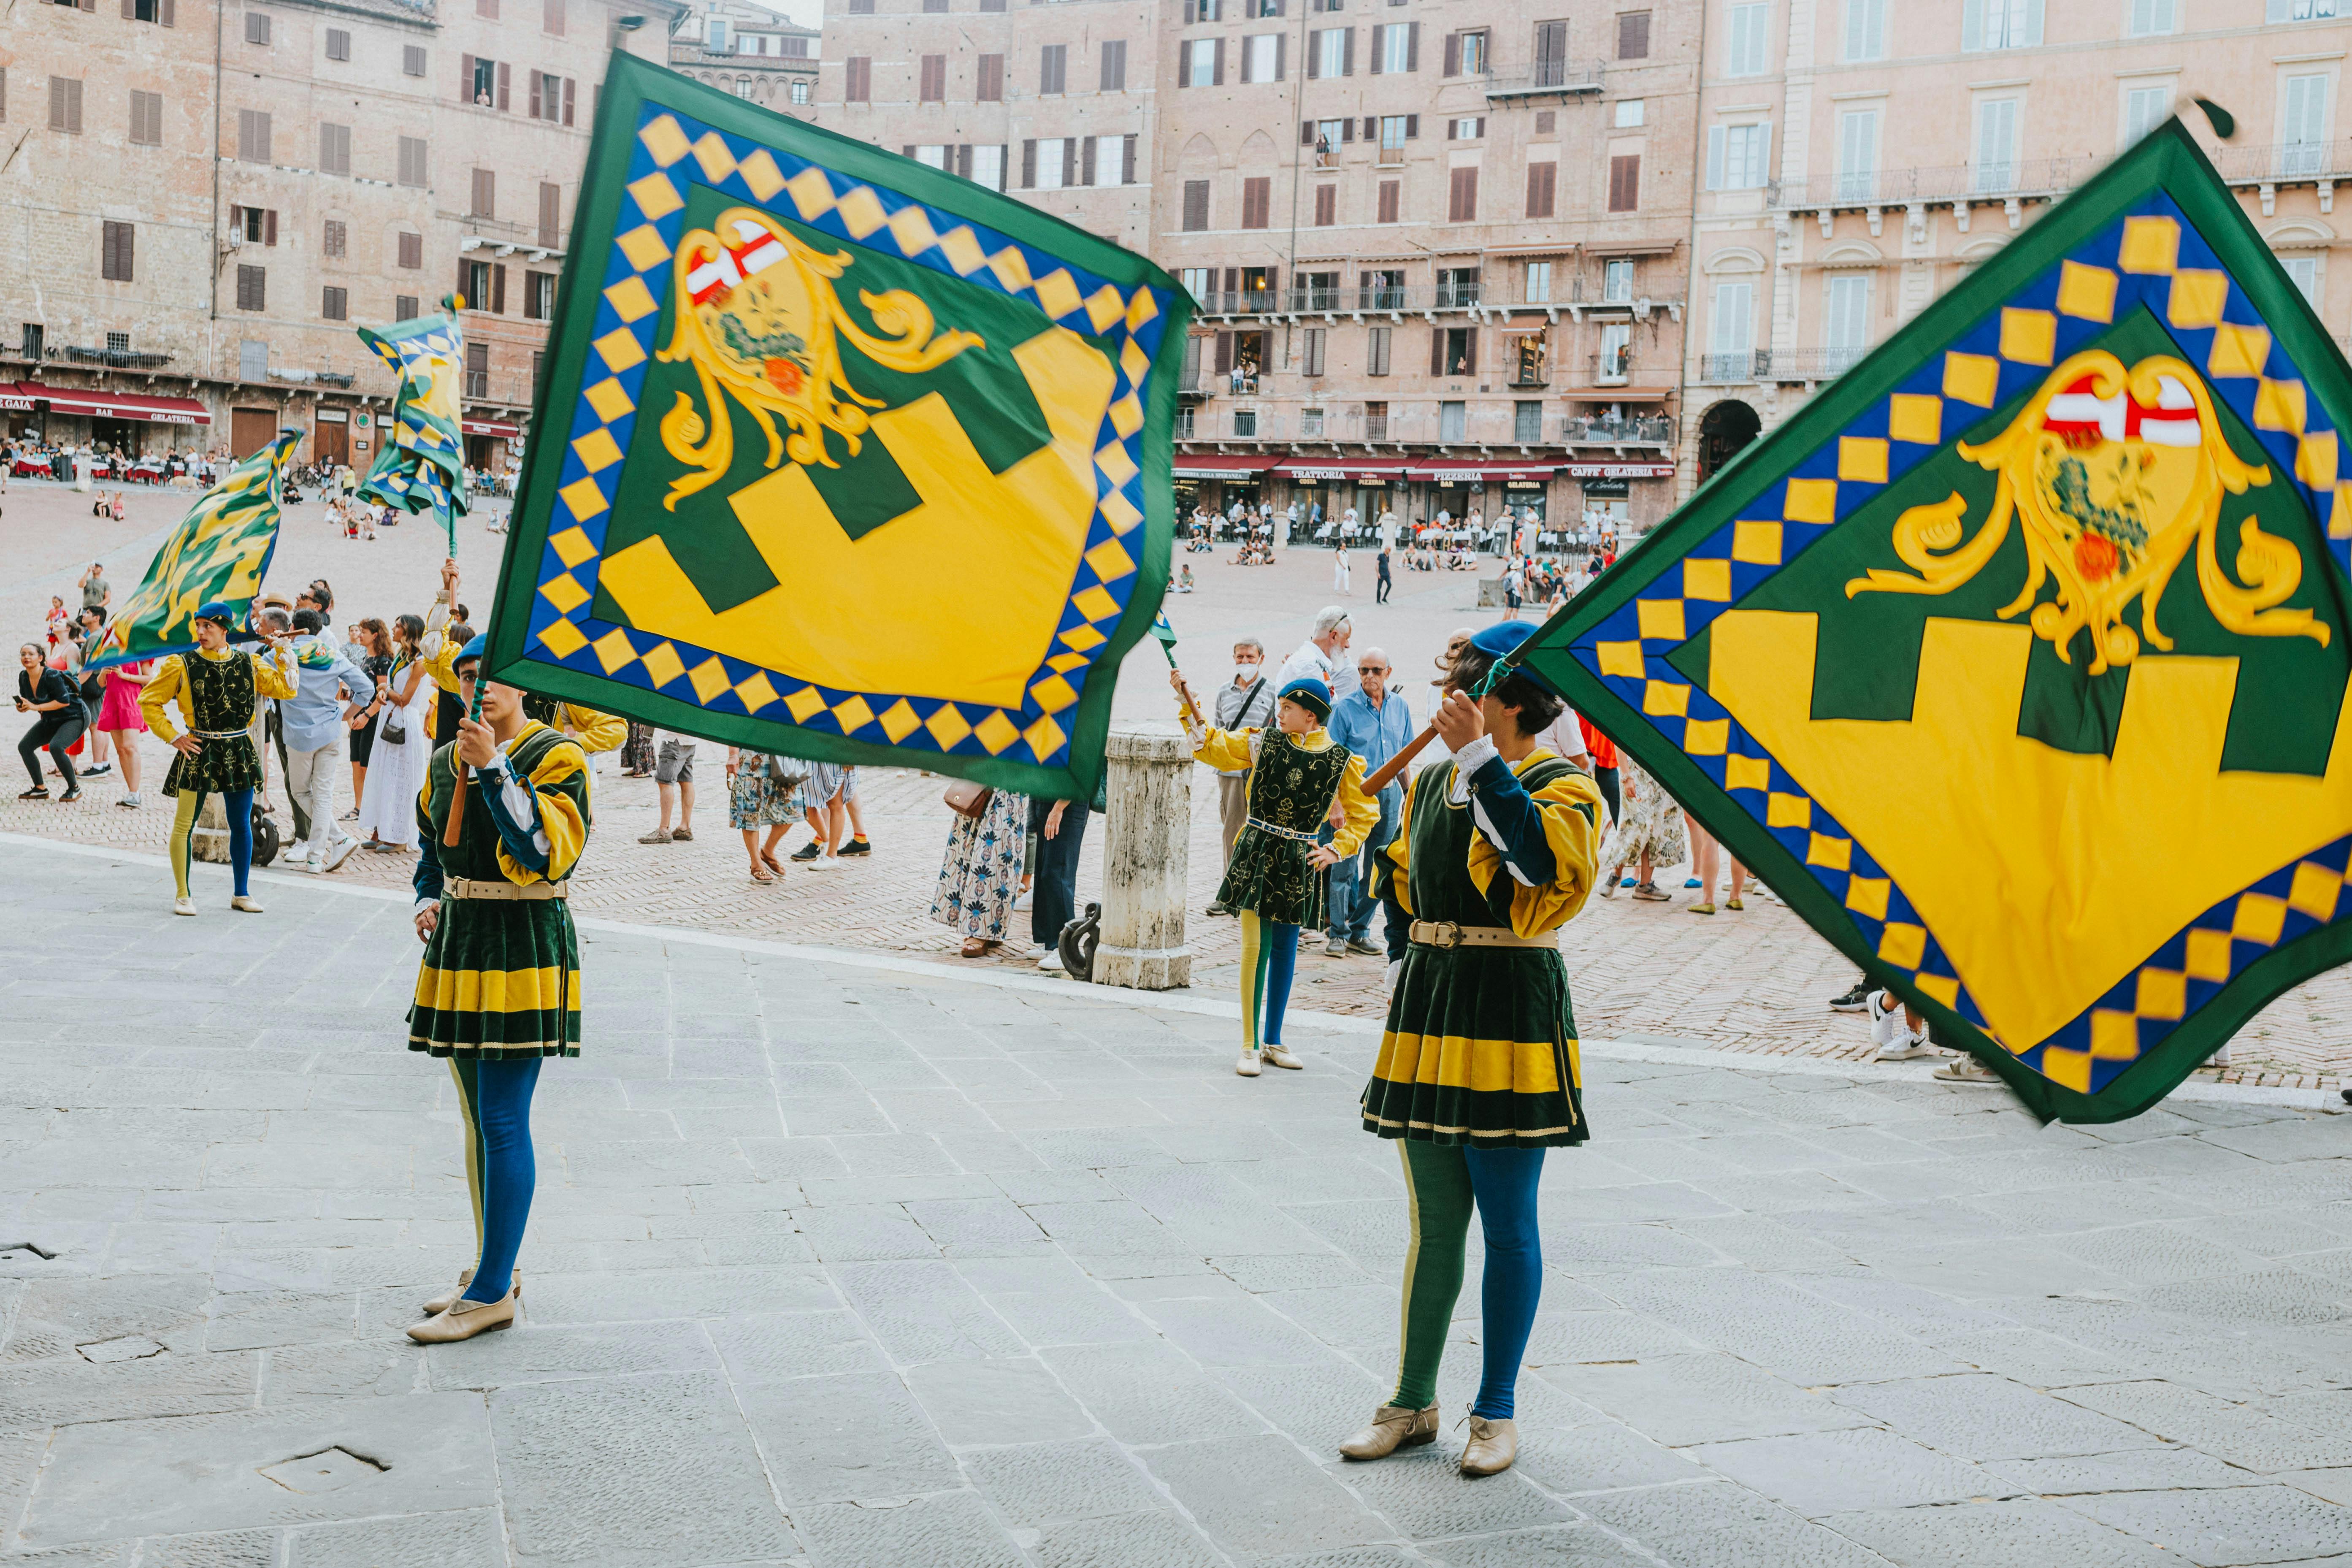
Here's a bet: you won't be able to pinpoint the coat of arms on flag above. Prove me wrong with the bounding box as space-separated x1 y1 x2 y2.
484 54 1189 799
85 431 296 670
1521 119 2352 1122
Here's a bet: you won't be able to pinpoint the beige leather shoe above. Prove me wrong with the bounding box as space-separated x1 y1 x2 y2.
406 1284 517 1343
1235 1051 1262 1077
230 894 265 913
421 1267 521 1316
1459 1415 1518 1476
1339 1403 1439 1460
1262 1045 1304 1070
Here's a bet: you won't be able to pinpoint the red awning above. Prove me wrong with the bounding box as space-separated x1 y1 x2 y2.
0 383 38 412
1172 454 1270 477
1270 456 1414 480
17 383 211 425
462 418 522 438
1404 462 1562 481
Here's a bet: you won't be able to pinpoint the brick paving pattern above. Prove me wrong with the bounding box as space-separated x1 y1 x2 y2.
3 847 2349 1567
5 479 2345 1091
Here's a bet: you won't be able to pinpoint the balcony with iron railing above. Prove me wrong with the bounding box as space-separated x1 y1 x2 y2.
1484 57 1605 99
1770 347 1868 383
1562 414 1675 446
1699 349 1768 384
1774 157 2092 212
62 345 175 370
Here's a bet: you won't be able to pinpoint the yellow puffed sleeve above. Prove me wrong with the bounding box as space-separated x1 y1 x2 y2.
1190 726 1259 775
250 647 297 702
1326 750 1380 859
490 733 593 886
1464 761 1605 938
425 636 463 695
559 704 626 754
138 655 188 743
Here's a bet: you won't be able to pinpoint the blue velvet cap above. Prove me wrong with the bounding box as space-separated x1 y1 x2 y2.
1277 676 1332 723
455 633 487 670
192 601 235 626
1469 620 1541 658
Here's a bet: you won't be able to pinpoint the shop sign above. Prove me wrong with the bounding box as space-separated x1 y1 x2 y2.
317 409 347 423
1563 462 1674 479
1581 476 1631 498
1503 480 1545 490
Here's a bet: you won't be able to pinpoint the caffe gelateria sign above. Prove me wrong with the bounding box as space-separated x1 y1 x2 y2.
1562 462 1674 479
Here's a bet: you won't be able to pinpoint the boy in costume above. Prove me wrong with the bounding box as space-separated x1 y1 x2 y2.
1342 620 1604 1478
140 603 298 916
406 636 592 1343
1172 669 1378 1076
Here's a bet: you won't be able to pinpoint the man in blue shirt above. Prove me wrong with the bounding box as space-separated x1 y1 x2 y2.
278 608 374 872
1324 646 1415 957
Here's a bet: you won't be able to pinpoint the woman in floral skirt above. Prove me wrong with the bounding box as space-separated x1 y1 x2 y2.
726 747 799 883
1596 757 1686 902
931 787 1029 957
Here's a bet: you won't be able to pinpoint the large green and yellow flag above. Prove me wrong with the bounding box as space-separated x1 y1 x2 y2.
84 431 295 670
483 54 1188 801
356 302 470 548
1523 119 2352 1122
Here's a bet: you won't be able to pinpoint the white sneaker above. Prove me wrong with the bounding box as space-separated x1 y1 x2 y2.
1263 1044 1303 1070
117 793 141 809
1933 1054 2002 1083
1234 1051 1262 1077
803 855 842 871
319 836 359 872
1877 1030 1937 1061
284 842 312 867
2207 1043 2233 1068
1866 990 1900 1047
1039 950 1065 973
1013 890 1034 910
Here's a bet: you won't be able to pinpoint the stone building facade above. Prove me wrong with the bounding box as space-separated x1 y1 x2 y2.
671 0 820 119
820 0 1695 533
0 0 679 465
1683 0 2352 498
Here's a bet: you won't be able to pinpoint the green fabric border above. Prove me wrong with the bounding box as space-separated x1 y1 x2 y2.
1520 120 2352 1123
483 52 1188 802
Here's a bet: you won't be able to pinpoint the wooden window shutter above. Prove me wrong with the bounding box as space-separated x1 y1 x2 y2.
956 144 972 177
1406 21 1419 68
497 61 510 111
1123 134 1137 183
529 71 542 118
1526 162 1555 217
1215 331 1233 372
160 0 173 23
1462 329 1476 374
461 53 475 102
99 221 116 280
1020 139 1036 187
1618 10 1649 58
1609 153 1639 210
563 77 574 125
1301 119 1315 144
119 222 133 281
1405 113 1418 138
1341 117 1354 141
1212 38 1224 84
1081 136 1097 185
1364 115 1377 139
1314 185 1334 224
1274 32 1286 79
492 263 507 313
458 257 470 303
1378 179 1398 221
1343 26 1354 72
1430 326 1444 375
1184 0 1194 19
1443 30 1459 75
539 181 560 245
1223 267 1238 297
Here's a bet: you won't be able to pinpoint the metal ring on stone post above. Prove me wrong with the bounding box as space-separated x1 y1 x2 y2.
1091 722 1193 991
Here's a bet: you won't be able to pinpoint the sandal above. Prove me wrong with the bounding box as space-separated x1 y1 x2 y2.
960 937 998 958
762 850 786 876
750 864 774 884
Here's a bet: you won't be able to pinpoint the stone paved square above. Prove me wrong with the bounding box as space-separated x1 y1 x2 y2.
2 843 2349 1566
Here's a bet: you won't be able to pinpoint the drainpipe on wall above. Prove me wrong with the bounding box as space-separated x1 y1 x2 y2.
210 0 225 406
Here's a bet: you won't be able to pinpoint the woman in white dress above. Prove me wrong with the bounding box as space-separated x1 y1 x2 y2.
358 612 433 852
1334 544 1352 595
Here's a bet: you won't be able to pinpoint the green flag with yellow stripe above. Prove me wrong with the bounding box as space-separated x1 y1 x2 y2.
85 431 295 670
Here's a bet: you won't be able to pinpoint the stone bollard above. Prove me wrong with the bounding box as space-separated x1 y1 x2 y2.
1092 722 1192 990
190 793 231 863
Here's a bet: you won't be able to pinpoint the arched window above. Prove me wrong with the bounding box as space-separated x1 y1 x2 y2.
790 79 811 104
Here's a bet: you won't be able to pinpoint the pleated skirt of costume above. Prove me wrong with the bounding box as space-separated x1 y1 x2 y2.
409 897 582 1057
1217 825 1325 929
161 733 264 798
1361 945 1588 1148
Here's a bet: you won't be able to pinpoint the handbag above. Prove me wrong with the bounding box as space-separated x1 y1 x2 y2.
764 753 809 789
378 701 407 747
942 780 993 819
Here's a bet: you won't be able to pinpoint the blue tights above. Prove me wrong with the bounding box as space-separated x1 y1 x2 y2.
1394 1142 1547 1419
449 1056 542 1303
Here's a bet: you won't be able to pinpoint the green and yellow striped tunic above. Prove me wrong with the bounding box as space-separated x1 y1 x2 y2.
409 720 592 1058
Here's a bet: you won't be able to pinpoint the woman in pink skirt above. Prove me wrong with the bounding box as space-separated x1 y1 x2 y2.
97 655 151 808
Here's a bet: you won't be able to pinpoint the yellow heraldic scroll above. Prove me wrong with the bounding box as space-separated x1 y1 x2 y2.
491 55 1189 802
1518 121 2352 1121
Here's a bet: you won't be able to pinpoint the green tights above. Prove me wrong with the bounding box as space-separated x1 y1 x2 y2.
1392 1138 1548 1419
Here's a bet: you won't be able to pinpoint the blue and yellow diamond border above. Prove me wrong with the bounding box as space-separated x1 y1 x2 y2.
1522 122 2352 1123
485 54 1190 801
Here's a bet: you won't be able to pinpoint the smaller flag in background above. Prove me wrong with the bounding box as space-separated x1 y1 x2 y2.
85 431 296 671
356 300 470 548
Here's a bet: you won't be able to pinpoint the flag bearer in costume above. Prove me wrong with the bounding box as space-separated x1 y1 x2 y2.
423 561 624 759
406 635 591 1344
1342 620 1603 1479
1172 669 1379 1077
141 604 298 916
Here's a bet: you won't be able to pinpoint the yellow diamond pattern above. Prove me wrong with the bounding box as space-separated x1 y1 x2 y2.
1023 713 1067 761
974 710 1021 755
687 656 732 704
1783 479 1836 524
1060 624 1107 653
615 224 672 272
2208 322 2271 379
1838 437 1889 485
1100 492 1143 534
1033 269 1084 320
1126 287 1160 331
2119 214 2181 273
1845 876 1891 921
834 186 888 239
1095 442 1139 488
626 172 684 222
559 476 609 523
738 149 786 201
886 204 938 257
877 699 922 743
988 247 1033 293
548 525 598 568
583 377 634 424
1887 394 1943 447
690 131 737 183
639 641 687 690
2167 269 2227 329
1030 674 1077 715
639 115 692 167
925 703 974 750
595 327 646 374
592 628 639 674
540 572 590 615
937 225 989 275
1109 394 1145 438
832 694 876 733
783 684 827 723
572 428 624 474
1683 558 1732 602
1998 308 2056 366
787 167 837 220
1072 585 1120 622
537 617 588 659
2056 261 2119 322
1084 538 1136 583
1732 520 1782 565
1084 284 1126 333
604 276 659 325
734 671 780 713
2254 378 2308 435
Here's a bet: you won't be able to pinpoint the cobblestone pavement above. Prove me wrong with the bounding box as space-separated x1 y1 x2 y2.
7 479 2347 1092
3 845 2351 1567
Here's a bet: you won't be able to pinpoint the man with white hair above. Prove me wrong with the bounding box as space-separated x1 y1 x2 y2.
1277 607 1351 691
